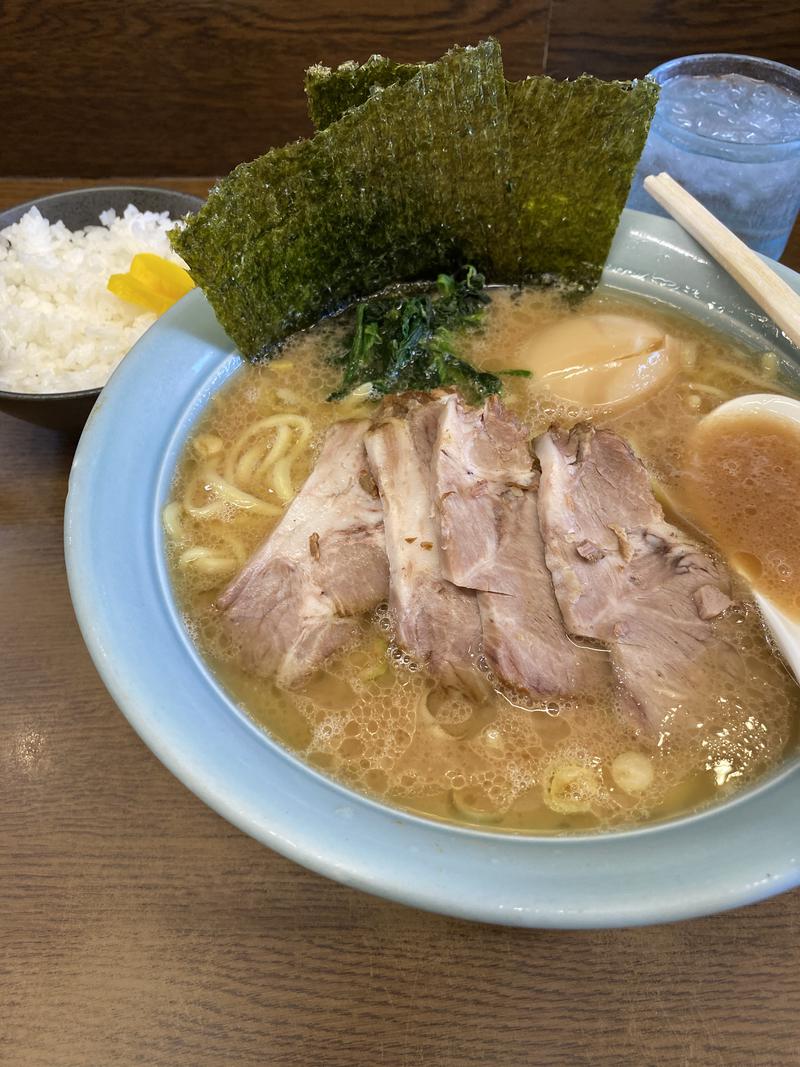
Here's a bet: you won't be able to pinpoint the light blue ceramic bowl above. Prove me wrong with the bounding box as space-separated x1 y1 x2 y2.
65 210 800 928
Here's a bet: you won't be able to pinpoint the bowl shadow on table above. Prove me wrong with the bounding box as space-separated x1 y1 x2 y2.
0 185 204 435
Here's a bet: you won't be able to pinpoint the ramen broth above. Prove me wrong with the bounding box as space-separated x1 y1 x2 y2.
165 288 800 832
679 411 800 622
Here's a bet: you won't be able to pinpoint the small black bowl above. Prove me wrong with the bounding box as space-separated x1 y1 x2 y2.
0 185 204 434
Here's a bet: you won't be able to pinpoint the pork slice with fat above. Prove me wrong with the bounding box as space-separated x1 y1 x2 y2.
435 394 605 696
365 394 485 698
534 424 738 731
218 419 388 688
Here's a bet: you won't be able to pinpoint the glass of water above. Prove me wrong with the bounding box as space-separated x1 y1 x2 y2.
627 54 800 259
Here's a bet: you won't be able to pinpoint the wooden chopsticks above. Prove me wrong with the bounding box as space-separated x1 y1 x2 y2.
643 172 800 349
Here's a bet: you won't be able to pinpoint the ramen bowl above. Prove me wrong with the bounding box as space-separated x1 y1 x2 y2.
64 210 800 927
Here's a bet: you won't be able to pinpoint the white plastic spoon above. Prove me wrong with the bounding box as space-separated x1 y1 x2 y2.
700 392 800 683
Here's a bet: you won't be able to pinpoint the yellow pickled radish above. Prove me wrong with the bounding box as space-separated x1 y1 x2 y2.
107 253 194 315
107 273 174 315
129 253 195 298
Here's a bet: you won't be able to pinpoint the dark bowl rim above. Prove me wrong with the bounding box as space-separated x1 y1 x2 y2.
0 183 205 224
0 183 205 403
0 386 102 401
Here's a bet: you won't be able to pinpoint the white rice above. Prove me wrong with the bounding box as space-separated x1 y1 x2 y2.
0 205 187 394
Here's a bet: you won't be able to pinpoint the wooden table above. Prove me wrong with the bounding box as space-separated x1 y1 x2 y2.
3 177 800 1067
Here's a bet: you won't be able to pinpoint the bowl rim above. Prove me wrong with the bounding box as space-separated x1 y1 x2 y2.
64 209 800 927
0 183 205 224
0 386 101 402
0 184 204 402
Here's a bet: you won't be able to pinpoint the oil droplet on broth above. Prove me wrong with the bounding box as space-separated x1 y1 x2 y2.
732 551 763 582
165 287 800 834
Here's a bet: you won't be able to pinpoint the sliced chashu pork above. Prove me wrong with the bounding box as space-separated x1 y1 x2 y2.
534 424 737 731
365 393 485 698
218 419 388 688
435 394 605 696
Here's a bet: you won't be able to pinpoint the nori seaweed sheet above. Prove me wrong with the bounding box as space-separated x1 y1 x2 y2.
173 41 512 359
306 57 658 289
306 59 658 289
305 56 420 131
506 75 658 288
173 40 657 360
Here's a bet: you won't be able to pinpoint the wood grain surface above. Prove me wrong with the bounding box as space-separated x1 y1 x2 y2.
546 0 800 79
5 0 799 177
0 0 547 177
2 178 800 1066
